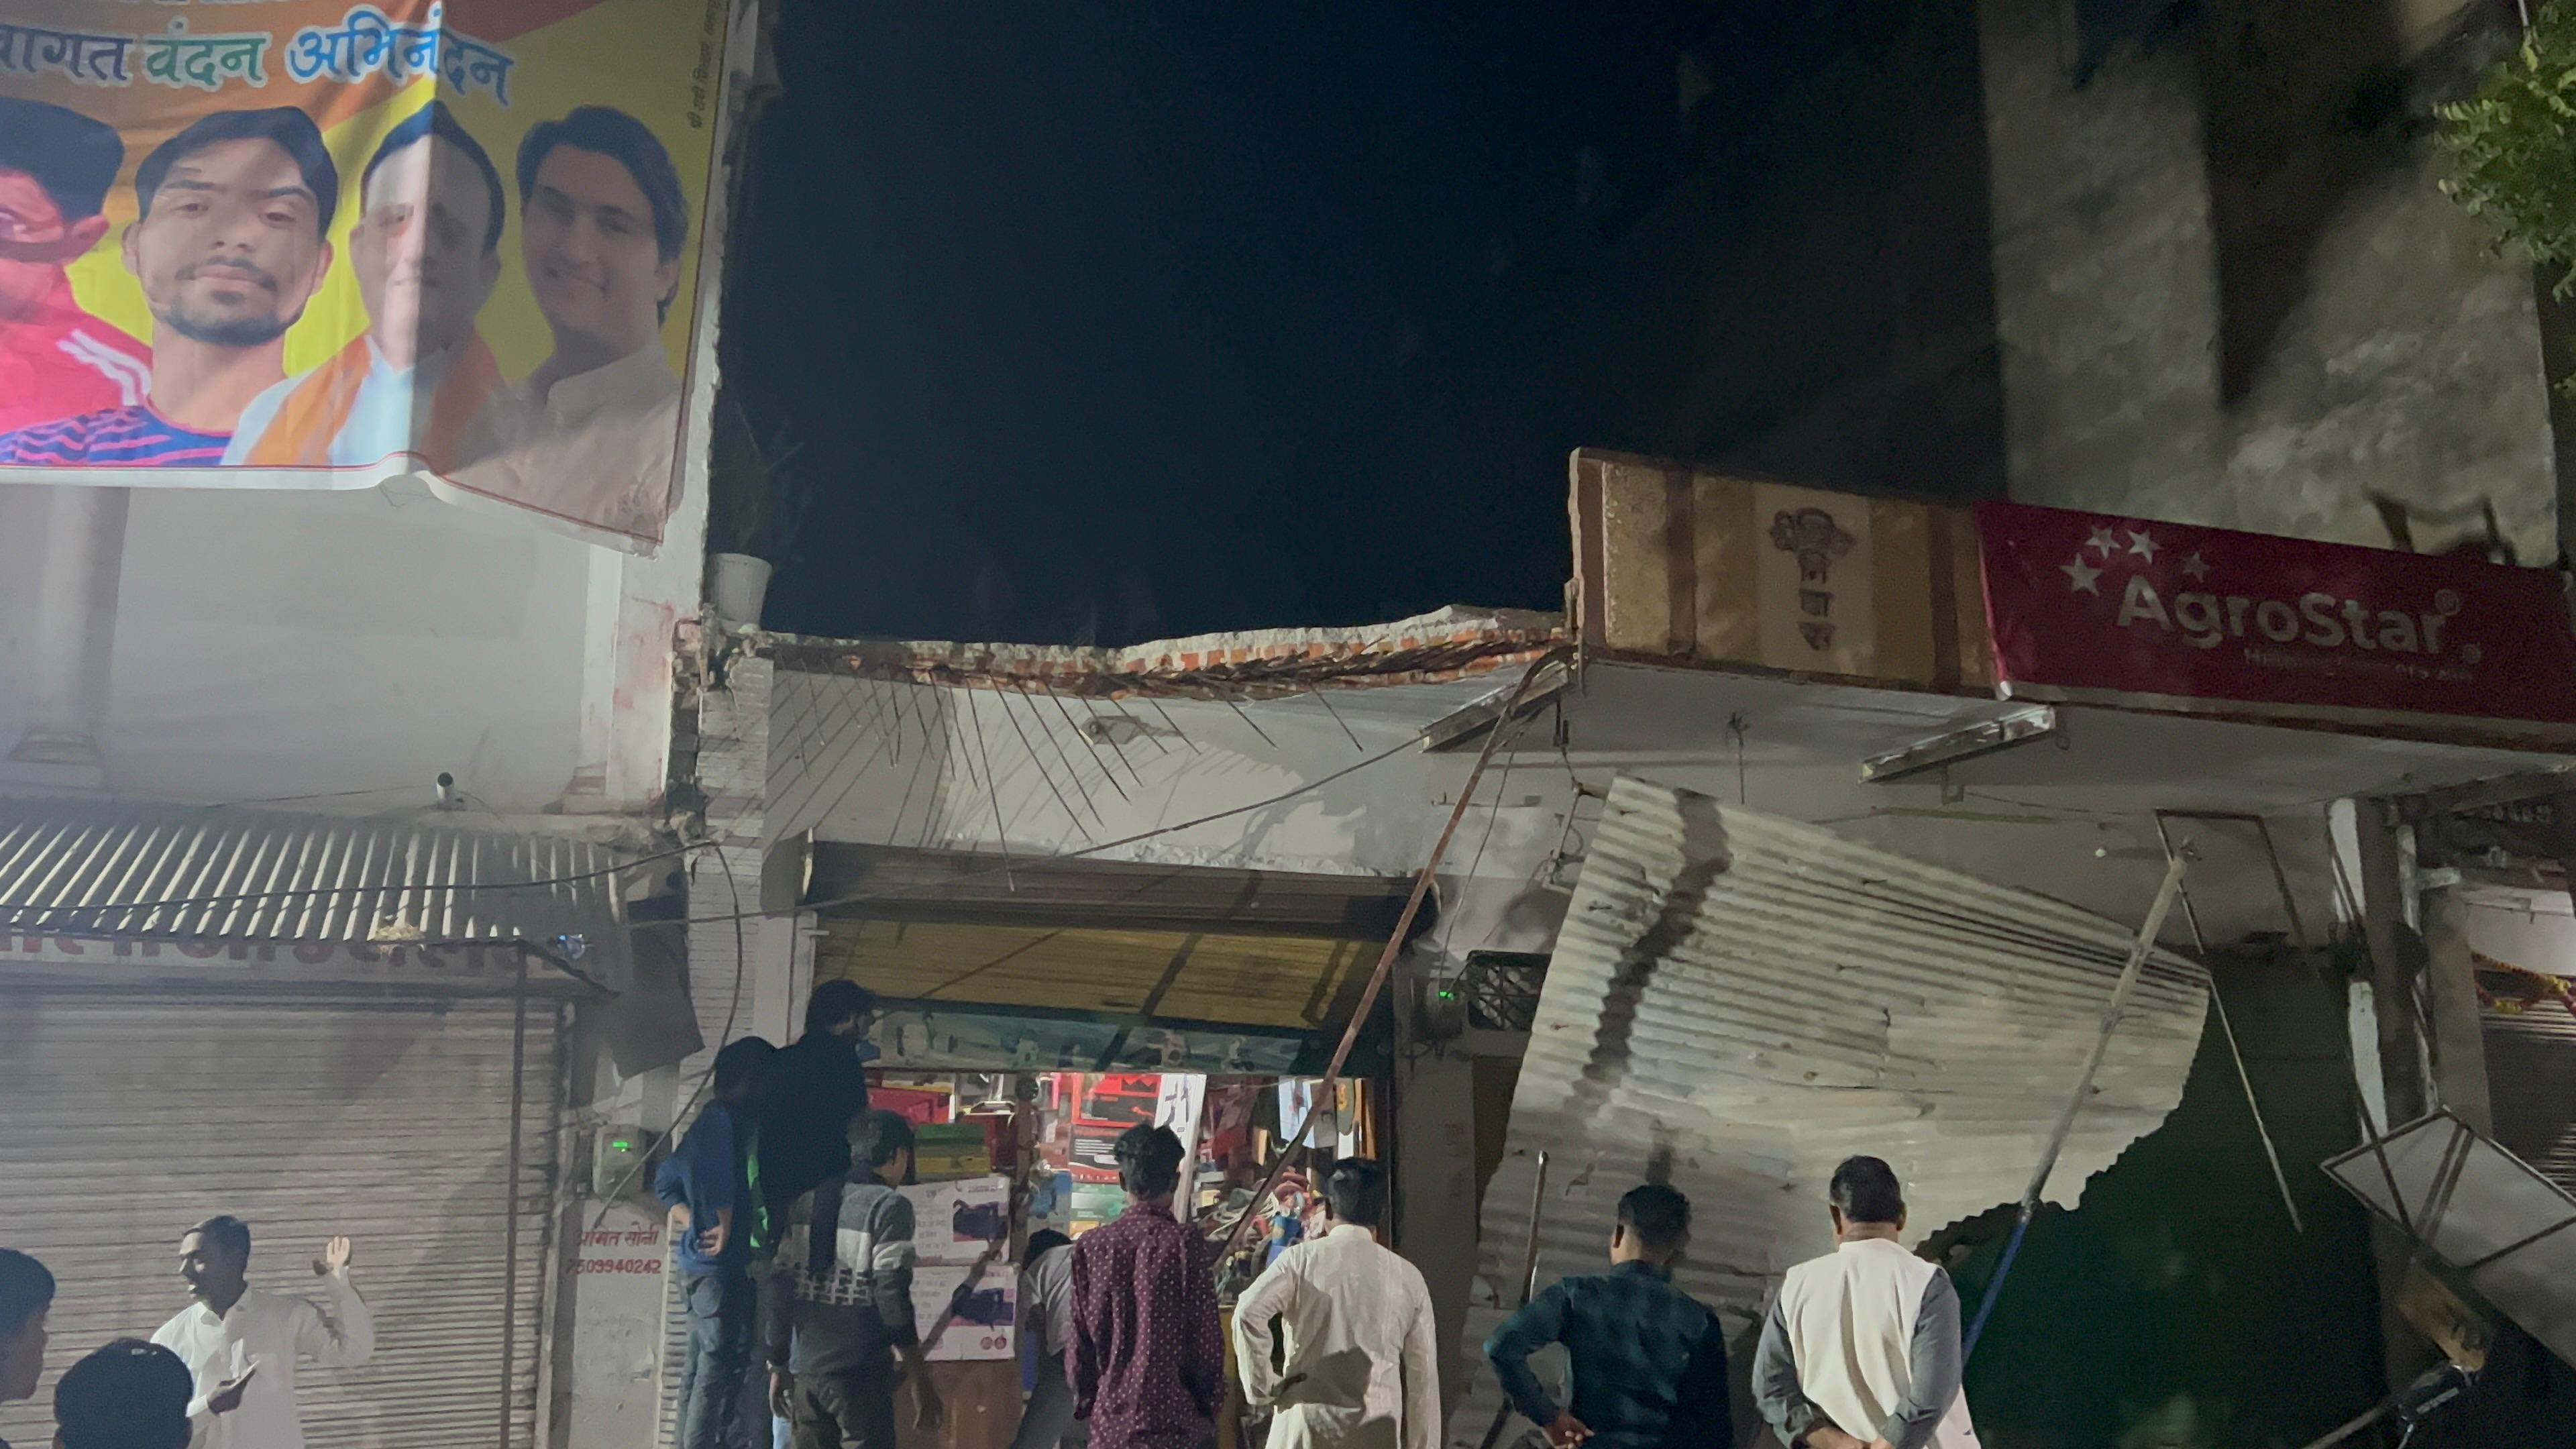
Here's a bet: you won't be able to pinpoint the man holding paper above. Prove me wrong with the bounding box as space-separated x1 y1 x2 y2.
150 1216 374 1449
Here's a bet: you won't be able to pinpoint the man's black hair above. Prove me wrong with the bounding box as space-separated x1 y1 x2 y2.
803 979 873 1036
1024 1228 1071 1267
54 1339 193 1449
186 1215 252 1263
1112 1124 1185 1200
710 1035 775 1104
1617 1183 1691 1256
361 101 504 254
1322 1157 1389 1229
1829 1155 1905 1225
847 1108 916 1170
137 108 338 239
515 105 687 262
0 97 123 220
0 1248 54 1341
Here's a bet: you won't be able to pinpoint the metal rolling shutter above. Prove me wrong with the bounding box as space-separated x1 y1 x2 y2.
2483 1002 2576 1195
0 990 564 1449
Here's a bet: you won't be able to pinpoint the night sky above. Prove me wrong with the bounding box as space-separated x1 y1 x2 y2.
727 0 1790 645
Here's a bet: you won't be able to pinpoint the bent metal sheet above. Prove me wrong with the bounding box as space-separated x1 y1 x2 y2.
1975 500 2576 733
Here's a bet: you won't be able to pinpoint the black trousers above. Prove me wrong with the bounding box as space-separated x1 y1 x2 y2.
788 1361 900 1449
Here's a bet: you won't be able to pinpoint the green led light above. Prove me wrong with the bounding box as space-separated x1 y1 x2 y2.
610 1139 633 1151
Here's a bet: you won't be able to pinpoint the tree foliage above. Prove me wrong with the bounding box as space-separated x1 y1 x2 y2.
706 390 808 568
2440 1 2576 297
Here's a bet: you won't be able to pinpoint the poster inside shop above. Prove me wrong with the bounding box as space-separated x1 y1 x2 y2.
1276 1079 1360 1153
900 1176 1011 1265
911 1261 1015 1363
0 0 731 553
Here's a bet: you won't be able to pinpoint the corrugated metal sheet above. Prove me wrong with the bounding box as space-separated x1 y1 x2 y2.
0 802 633 985
816 918 1371 1030
1449 777 2206 1446
2483 1002 2576 1195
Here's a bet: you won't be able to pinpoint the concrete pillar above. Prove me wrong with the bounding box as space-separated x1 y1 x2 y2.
2353 799 2432 1126
2349 798 2440 1395
2420 885 2495 1134
1393 1044 1480 1415
5 486 128 790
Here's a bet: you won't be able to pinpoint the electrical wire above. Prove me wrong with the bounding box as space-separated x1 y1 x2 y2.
4 701 1461 945
643 712 1452 932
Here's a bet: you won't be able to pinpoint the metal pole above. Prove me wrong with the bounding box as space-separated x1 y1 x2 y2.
1967 853 2188 1358
502 956 529 1448
1474 1150 1552 1449
2151 815 2303 1233
1218 651 1568 1260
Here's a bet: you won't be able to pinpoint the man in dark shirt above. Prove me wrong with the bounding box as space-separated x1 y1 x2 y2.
657 1036 775 1449
763 1110 942 1448
1068 1124 1223 1449
751 981 877 1258
1485 1184 1731 1449
0 1248 54 1449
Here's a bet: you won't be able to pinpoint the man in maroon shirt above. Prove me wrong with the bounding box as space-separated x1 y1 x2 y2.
1067 1124 1222 1449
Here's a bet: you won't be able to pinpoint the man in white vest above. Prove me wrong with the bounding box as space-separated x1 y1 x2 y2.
1753 1157 1976 1449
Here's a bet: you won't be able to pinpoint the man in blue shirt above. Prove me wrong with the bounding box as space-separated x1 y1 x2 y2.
1485 1184 1732 1449
659 1036 776 1449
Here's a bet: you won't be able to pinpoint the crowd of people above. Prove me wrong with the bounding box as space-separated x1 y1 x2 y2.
659 981 1974 1449
0 1218 372 1449
0 973 1969 1449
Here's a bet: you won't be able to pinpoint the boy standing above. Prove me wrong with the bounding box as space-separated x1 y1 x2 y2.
658 1036 775 1449
763 1110 943 1448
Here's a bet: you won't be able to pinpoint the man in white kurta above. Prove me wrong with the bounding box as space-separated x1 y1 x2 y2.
152 1218 374 1449
1754 1157 1976 1449
1231 1159 1440 1449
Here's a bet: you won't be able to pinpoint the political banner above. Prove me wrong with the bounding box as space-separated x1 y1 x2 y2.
0 0 733 553
1976 500 2576 733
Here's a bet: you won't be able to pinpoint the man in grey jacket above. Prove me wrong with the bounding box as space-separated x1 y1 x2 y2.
763 1110 945 1448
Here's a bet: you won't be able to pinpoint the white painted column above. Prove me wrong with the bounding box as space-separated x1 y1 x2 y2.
5 485 128 788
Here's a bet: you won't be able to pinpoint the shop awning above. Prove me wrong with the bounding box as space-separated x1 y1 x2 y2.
0 802 635 993
800 847 1413 1072
792 841 1418 937
819 918 1375 1030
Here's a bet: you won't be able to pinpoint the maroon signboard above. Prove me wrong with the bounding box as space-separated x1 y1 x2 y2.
1975 501 2576 731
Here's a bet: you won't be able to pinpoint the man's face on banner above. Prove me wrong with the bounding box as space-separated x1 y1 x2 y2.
0 167 109 319
523 145 676 361
125 136 331 350
353 136 500 365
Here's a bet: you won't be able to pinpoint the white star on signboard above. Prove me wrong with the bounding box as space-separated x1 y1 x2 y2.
2086 526 2120 557
2180 551 2208 580
2062 555 2102 594
2127 529 2159 562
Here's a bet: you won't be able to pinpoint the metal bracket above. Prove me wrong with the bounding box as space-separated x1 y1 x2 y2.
1858 705 2057 784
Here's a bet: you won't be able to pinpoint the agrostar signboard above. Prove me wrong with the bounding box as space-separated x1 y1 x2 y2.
1976 500 2576 733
